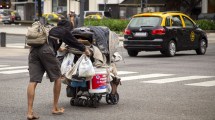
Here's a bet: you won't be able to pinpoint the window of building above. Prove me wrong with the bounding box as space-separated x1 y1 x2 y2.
52 0 67 14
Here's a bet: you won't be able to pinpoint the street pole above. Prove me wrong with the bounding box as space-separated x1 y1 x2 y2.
79 0 85 27
37 0 42 18
141 0 143 12
145 0 148 12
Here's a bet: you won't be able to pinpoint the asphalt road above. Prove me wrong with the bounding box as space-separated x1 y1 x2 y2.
0 40 215 120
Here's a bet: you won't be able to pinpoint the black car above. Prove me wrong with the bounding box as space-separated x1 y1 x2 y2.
123 12 208 57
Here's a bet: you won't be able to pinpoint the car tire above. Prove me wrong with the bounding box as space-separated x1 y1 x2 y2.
127 50 138 57
196 39 207 55
164 40 176 57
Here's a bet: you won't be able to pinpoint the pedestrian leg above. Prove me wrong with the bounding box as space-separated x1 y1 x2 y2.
52 77 64 115
27 82 39 119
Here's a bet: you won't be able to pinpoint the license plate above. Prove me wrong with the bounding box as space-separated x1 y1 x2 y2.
135 32 147 37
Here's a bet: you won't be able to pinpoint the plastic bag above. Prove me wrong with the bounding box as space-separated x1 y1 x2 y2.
78 55 95 77
65 54 85 80
61 53 75 75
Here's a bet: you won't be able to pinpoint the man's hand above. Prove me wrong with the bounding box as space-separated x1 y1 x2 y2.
84 48 91 56
58 47 67 52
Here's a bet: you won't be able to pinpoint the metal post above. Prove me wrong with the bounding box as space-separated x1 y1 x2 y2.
0 32 6 47
141 0 143 13
38 0 42 18
145 0 148 11
79 0 85 27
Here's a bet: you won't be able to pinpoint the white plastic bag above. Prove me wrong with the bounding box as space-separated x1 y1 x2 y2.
78 55 95 77
61 53 75 75
65 54 84 79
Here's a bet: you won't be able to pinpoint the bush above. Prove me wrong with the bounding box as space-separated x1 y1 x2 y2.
195 20 215 30
84 19 129 33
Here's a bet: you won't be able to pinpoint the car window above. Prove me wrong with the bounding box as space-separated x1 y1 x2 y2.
48 15 54 19
57 14 64 18
129 17 161 27
172 16 182 27
165 16 171 27
182 16 195 28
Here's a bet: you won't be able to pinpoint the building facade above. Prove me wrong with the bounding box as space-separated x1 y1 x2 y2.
3 0 215 20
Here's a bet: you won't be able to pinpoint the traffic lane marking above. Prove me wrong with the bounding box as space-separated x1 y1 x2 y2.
0 66 28 71
186 80 215 87
121 74 174 81
0 69 28 74
142 76 214 84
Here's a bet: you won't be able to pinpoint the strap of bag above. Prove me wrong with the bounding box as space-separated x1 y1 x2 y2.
49 35 60 44
39 23 49 44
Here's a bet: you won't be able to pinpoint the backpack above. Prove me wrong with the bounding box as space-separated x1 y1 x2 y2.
26 21 49 47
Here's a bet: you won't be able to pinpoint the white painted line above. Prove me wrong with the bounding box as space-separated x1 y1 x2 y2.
186 80 215 87
121 74 174 81
0 66 28 71
0 69 28 74
99 71 138 75
117 71 138 75
6 44 25 48
142 76 214 84
0 65 10 67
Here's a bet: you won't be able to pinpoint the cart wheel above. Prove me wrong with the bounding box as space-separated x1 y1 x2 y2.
92 99 98 108
74 98 79 106
106 94 112 104
82 99 88 106
111 93 119 104
70 98 75 106
97 94 102 103
87 99 92 107
106 93 119 105
78 98 84 106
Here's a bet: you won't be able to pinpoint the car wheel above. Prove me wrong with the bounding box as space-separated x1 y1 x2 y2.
127 50 138 57
196 39 207 55
165 40 176 57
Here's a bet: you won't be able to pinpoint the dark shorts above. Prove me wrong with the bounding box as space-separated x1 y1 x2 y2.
28 44 61 83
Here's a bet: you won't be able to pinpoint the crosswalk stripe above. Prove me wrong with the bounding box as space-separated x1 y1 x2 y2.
142 76 214 84
186 80 215 87
6 43 25 48
0 66 28 71
0 65 10 67
0 69 28 74
117 71 138 75
121 74 174 81
98 71 138 75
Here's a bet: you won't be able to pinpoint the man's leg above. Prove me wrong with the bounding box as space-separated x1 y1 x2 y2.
52 77 64 114
27 82 39 119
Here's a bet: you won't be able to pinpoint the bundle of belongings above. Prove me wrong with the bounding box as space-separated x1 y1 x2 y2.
60 26 122 98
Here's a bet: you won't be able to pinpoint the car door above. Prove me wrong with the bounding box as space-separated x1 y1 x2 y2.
181 15 199 49
171 15 187 50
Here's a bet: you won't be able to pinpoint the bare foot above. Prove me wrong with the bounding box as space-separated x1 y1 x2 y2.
27 113 39 120
52 108 64 115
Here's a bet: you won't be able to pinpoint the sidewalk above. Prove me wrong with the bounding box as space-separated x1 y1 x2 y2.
0 24 215 42
0 47 29 57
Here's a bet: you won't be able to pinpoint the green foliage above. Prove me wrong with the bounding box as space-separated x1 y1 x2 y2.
84 19 130 33
195 20 215 30
84 19 215 32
